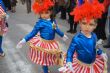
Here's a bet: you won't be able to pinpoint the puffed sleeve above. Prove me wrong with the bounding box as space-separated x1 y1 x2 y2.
66 37 77 62
54 20 64 37
24 22 43 42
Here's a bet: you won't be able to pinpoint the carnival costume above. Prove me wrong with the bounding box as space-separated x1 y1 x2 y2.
22 0 65 66
0 1 7 56
27 19 64 66
59 0 108 73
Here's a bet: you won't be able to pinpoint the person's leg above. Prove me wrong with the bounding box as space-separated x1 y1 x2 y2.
0 36 5 57
108 16 110 34
13 6 16 12
21 0 25 5
11 7 14 12
103 35 110 48
67 14 77 34
60 6 66 19
73 15 77 33
73 22 77 33
67 13 73 33
108 35 110 44
94 23 100 39
26 0 31 13
69 15 74 31
100 12 108 40
42 66 48 73
54 2 60 14
109 17 110 44
7 0 11 10
94 12 107 40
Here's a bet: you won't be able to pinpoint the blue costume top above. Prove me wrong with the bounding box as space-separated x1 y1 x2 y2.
24 19 64 42
66 32 102 64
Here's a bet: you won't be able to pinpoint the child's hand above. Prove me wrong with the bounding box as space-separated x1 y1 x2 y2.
16 39 26 49
66 62 74 72
96 39 103 45
58 62 74 73
101 53 108 62
58 66 67 72
62 35 68 41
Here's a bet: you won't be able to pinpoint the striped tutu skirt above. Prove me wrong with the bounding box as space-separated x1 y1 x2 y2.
0 6 6 35
28 35 62 66
59 54 107 73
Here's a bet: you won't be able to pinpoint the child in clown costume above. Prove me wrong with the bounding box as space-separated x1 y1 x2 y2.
0 1 7 57
16 0 68 73
0 0 9 28
58 0 108 73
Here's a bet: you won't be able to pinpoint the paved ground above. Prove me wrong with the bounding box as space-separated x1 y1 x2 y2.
0 3 110 73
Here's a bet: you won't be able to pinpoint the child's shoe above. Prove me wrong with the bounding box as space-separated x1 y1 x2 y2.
0 52 5 57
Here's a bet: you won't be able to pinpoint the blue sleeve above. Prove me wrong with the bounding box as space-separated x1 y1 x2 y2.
66 38 77 62
24 22 42 42
0 0 6 12
55 26 64 37
54 20 64 37
92 33 98 42
92 33 97 47
93 33 103 55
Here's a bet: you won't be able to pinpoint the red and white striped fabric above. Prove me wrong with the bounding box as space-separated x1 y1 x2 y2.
0 6 6 33
0 6 5 15
28 36 60 66
59 55 105 73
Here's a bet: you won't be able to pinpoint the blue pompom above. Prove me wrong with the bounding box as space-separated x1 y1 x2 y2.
97 49 102 55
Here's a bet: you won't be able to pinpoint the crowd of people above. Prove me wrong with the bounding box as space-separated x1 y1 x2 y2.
0 0 110 73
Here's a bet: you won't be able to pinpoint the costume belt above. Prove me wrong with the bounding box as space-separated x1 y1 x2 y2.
29 43 62 54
